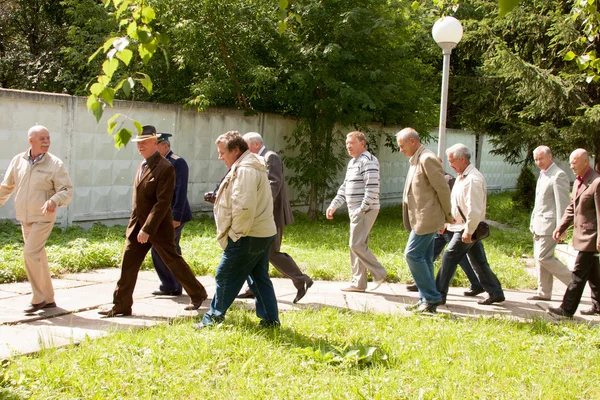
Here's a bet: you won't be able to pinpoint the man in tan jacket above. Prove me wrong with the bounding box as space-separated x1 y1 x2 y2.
0 125 73 313
397 128 453 313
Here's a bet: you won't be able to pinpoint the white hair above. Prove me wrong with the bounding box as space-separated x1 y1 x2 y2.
243 132 264 145
533 145 551 157
395 127 420 142
446 143 471 161
28 125 48 138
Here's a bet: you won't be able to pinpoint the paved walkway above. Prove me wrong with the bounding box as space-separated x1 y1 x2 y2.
0 267 597 359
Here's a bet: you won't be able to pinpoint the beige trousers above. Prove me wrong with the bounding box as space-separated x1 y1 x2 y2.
533 234 572 298
21 221 55 304
349 209 387 289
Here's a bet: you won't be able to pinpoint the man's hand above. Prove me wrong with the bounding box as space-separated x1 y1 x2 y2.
461 231 473 244
137 230 150 244
326 206 336 220
173 221 181 228
438 224 448 235
41 199 56 215
552 228 565 242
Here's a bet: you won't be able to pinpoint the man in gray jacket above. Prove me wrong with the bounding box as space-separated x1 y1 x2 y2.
529 146 572 301
0 125 73 313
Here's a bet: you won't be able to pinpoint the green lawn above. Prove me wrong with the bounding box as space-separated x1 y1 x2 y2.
0 192 536 290
1 307 599 399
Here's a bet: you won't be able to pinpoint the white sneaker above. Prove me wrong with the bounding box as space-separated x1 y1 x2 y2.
370 276 387 291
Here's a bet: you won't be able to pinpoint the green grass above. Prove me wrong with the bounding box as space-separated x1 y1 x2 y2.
1 307 599 399
0 192 536 289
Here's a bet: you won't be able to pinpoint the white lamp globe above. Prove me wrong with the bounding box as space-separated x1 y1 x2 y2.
432 16 463 46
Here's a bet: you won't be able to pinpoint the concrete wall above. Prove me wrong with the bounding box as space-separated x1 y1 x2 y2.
1 88 523 226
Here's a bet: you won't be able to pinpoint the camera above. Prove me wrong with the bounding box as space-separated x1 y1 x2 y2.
204 192 217 203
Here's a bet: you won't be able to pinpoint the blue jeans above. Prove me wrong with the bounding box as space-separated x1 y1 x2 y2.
202 235 279 326
436 231 504 300
405 231 441 304
151 222 185 293
433 231 483 291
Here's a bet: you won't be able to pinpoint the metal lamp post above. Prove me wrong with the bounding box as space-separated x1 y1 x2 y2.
432 16 463 158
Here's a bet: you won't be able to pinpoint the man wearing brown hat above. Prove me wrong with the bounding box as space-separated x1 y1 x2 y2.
99 125 208 317
149 132 193 296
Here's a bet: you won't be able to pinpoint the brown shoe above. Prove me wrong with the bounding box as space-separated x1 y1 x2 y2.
98 308 132 317
580 307 600 316
237 289 255 299
184 296 207 310
341 285 365 293
24 301 47 313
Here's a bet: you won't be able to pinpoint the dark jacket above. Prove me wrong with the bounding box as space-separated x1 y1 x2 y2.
261 147 294 228
166 150 192 223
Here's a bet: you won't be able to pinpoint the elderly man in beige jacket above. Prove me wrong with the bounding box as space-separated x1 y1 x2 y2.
0 125 73 313
193 131 279 330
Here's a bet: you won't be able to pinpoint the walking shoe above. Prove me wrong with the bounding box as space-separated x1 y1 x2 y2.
547 306 573 319
258 320 281 328
341 285 365 293
24 301 48 313
527 295 551 301
464 288 485 297
237 289 255 299
98 308 132 317
477 294 505 305
580 307 600 316
414 301 441 314
293 278 314 304
406 283 418 292
370 276 387 291
405 302 421 311
152 289 182 296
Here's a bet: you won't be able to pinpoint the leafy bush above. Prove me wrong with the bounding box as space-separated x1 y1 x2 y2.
512 165 536 211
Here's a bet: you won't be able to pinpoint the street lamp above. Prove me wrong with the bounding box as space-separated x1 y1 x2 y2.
432 16 463 158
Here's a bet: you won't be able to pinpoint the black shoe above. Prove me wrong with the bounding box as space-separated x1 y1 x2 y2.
237 289 255 299
477 294 505 305
258 320 281 328
547 306 573 319
580 307 600 316
414 301 441 313
24 301 48 313
406 283 418 292
464 288 485 297
184 296 208 310
293 278 313 304
42 302 57 309
98 308 132 317
152 289 182 296
527 295 551 301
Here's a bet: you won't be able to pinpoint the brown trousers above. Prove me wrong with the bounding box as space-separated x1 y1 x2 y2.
112 224 207 311
21 221 55 304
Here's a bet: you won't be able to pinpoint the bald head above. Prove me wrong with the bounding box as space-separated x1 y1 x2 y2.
569 148 590 177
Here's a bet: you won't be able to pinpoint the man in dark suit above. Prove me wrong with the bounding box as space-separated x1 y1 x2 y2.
150 132 193 296
548 148 600 318
237 132 313 303
99 127 208 317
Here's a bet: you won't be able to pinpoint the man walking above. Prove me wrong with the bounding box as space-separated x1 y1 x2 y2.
239 132 313 303
397 128 452 312
99 127 208 317
529 145 572 301
150 129 192 297
548 149 600 318
326 131 387 293
436 143 505 306
0 125 73 313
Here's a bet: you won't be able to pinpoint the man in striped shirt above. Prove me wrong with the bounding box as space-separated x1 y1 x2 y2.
326 131 387 292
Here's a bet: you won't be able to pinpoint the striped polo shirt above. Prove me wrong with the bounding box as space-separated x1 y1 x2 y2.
330 151 381 212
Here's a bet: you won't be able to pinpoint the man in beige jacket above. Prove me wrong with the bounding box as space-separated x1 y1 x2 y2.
193 131 279 330
0 125 73 313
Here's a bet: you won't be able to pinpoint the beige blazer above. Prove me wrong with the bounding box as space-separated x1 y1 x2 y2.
557 168 600 252
530 163 570 236
402 145 453 235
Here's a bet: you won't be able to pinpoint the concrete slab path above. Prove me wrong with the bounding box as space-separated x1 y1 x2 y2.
0 268 597 359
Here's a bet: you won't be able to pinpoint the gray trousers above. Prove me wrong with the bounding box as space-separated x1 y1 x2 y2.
533 234 572 298
269 225 311 290
349 209 387 289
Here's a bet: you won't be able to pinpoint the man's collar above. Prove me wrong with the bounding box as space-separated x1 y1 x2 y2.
459 163 474 177
258 146 266 156
541 162 555 174
577 167 593 182
145 151 161 164
409 145 425 165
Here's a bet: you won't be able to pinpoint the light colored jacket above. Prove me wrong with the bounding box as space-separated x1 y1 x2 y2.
447 164 486 234
214 150 277 250
402 145 453 234
530 163 570 236
0 151 72 223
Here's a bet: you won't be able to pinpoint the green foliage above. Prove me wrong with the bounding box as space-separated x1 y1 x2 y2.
512 165 537 211
2 308 600 398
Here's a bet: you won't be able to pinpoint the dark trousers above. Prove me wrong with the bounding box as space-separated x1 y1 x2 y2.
203 236 279 325
436 231 504 301
151 222 185 292
113 224 207 311
561 251 600 315
269 225 311 290
433 231 483 291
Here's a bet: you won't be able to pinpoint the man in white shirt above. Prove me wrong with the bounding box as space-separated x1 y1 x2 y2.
529 145 572 301
435 143 505 305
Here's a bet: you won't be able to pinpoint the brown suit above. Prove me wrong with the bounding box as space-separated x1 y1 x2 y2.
112 152 207 311
555 168 600 315
261 147 311 290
